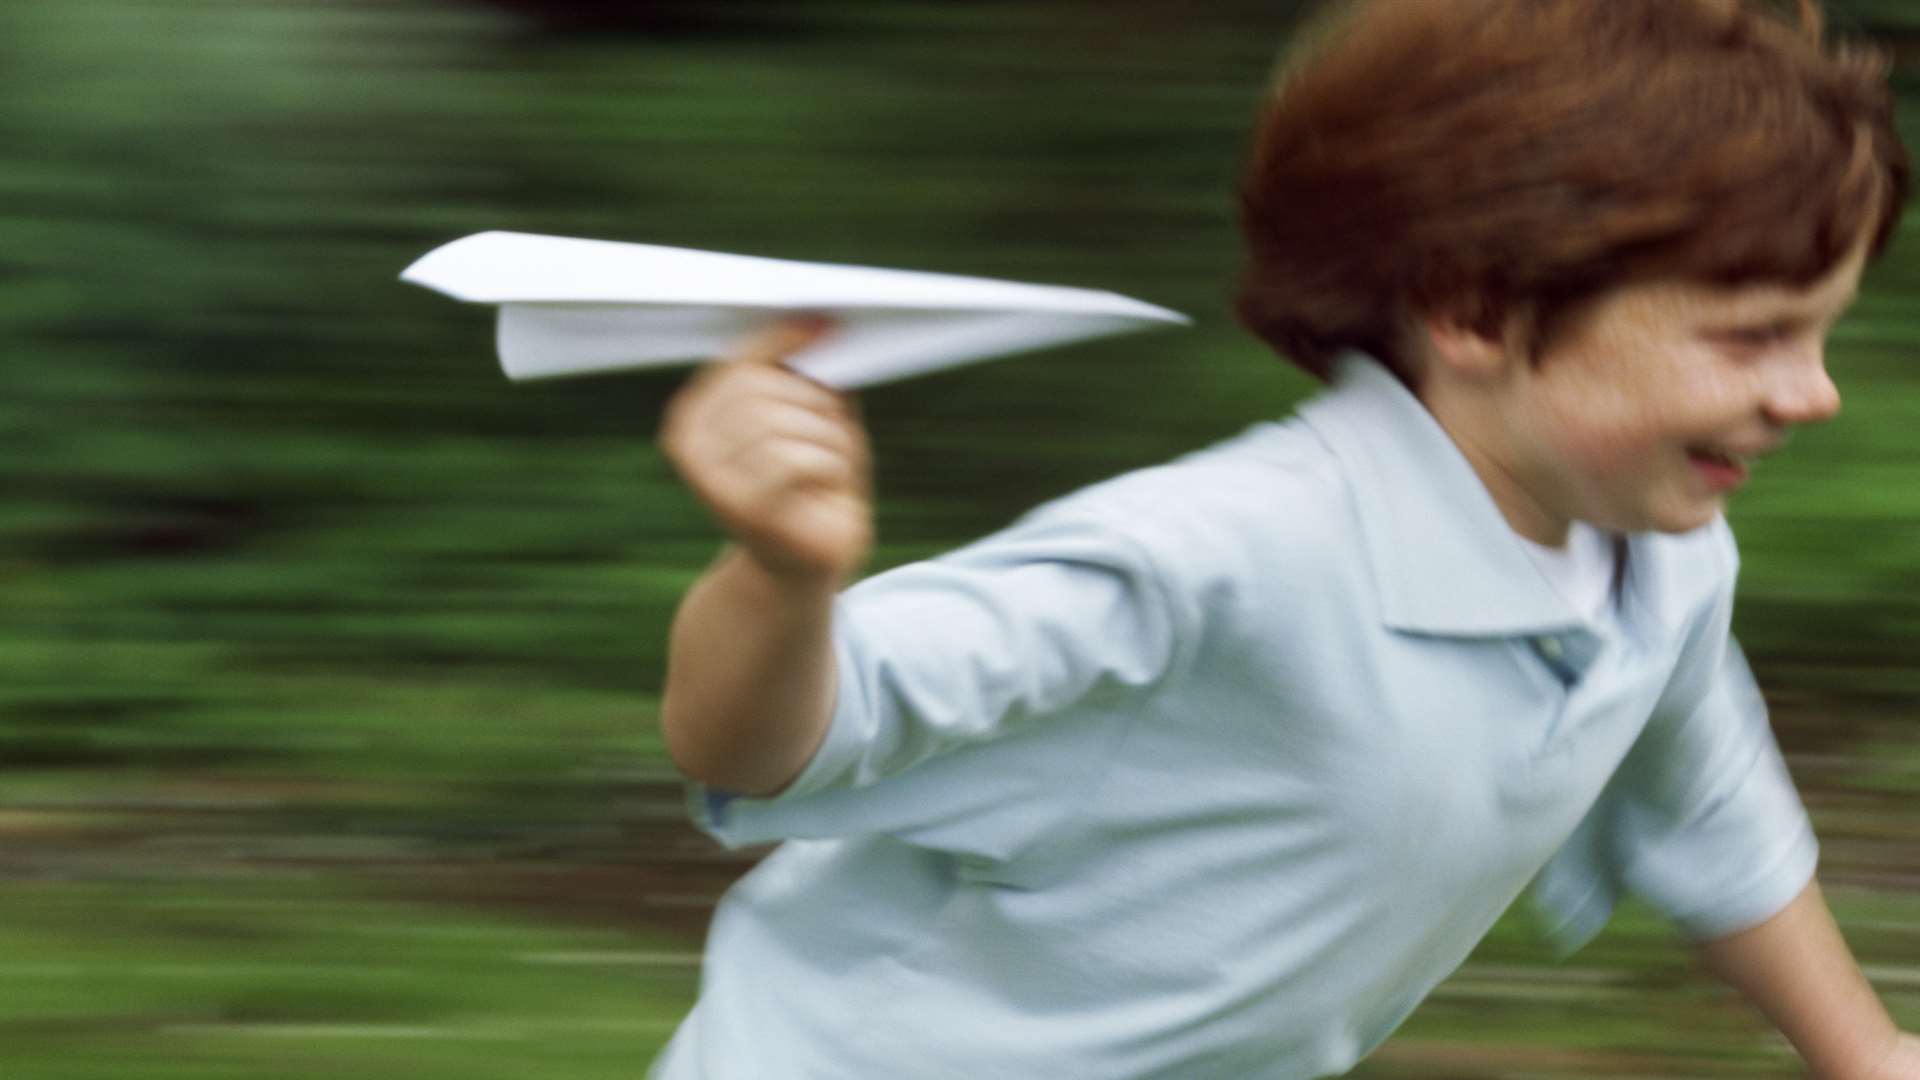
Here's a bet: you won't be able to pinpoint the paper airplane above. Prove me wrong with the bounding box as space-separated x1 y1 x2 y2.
400 231 1190 388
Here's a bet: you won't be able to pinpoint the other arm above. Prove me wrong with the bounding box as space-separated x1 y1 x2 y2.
1698 878 1919 1079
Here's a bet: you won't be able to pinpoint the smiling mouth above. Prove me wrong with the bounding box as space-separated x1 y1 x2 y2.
1686 446 1751 489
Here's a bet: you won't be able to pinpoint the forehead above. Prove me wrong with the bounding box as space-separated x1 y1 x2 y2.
1618 241 1871 323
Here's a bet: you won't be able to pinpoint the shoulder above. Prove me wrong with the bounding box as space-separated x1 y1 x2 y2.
1012 420 1364 631
1037 420 1355 561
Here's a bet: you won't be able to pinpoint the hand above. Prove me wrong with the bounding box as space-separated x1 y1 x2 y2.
659 316 873 586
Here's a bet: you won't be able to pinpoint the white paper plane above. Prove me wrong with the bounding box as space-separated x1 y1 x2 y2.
400 231 1191 388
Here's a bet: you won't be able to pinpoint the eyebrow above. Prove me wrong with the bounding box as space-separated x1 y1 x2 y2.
1733 289 1861 324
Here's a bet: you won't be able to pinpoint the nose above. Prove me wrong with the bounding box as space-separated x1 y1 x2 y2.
1762 350 1842 427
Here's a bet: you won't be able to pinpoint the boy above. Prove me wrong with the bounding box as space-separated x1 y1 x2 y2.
651 0 1919 1076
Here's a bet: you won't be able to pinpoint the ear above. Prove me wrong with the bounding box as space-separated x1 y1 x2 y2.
1418 310 1510 381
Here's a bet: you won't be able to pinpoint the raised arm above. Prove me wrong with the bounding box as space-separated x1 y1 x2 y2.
1697 878 1917 1079
657 318 872 797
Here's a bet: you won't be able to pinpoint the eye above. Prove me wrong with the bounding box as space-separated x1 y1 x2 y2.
1712 324 1793 350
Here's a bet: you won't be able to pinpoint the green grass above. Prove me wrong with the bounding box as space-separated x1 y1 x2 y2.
0 876 690 1079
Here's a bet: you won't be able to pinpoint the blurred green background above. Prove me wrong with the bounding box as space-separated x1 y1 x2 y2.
2 1 1916 1076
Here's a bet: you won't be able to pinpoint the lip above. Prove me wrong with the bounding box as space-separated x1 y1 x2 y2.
1687 449 1750 491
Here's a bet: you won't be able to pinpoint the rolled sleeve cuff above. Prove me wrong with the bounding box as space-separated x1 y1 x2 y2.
1618 729 1822 943
1530 821 1818 956
1655 820 1819 943
685 628 870 850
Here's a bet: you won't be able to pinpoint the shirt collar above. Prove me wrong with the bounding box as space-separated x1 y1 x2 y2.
1295 353 1592 639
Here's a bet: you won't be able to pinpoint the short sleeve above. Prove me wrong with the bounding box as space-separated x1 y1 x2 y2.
1531 571 1817 954
1607 637 1817 938
689 500 1190 852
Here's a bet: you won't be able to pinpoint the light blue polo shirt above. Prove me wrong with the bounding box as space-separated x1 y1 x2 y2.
650 354 1817 1080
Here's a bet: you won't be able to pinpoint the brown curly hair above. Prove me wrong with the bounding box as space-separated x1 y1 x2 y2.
1235 0 1910 383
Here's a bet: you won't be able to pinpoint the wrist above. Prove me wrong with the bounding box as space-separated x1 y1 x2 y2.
1810 1027 1905 1080
1843 1031 1918 1080
722 544 846 604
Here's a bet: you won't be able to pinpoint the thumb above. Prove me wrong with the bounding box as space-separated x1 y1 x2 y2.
727 312 836 368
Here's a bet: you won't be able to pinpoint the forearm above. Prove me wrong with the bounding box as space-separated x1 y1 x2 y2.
1696 878 1900 1079
661 545 840 797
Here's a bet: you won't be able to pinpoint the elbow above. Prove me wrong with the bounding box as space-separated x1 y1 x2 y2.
659 694 788 797
660 692 724 788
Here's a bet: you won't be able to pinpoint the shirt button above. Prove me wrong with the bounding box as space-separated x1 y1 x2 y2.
1534 636 1566 661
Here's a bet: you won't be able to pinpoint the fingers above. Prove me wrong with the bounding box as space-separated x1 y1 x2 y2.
683 405 867 503
713 443 871 523
663 371 868 489
709 397 867 473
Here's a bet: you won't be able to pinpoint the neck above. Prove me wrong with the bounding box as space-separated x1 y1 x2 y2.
1417 381 1572 547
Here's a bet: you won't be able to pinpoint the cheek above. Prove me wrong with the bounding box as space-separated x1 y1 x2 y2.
1534 340 1735 474
1537 391 1670 473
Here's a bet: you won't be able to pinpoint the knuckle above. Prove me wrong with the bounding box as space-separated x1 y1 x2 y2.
775 446 846 489
767 451 820 489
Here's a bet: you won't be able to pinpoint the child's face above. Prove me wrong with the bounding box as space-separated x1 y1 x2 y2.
1429 240 1870 545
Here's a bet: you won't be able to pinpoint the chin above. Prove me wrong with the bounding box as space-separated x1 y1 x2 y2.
1643 498 1725 535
